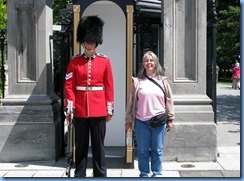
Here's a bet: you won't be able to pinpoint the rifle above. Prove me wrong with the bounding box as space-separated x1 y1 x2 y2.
65 101 75 177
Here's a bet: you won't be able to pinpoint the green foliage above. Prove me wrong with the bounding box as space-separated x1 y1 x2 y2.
52 0 72 96
53 0 72 24
0 0 6 30
216 1 240 78
216 0 240 10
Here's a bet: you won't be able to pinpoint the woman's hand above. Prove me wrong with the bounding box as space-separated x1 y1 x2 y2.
166 122 173 132
125 122 132 131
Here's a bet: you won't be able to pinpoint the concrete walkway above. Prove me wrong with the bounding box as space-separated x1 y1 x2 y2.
0 83 241 179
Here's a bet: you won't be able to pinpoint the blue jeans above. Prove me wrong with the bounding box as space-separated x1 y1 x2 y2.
135 118 167 177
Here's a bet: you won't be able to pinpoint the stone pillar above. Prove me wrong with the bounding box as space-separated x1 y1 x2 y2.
162 0 217 161
0 0 61 162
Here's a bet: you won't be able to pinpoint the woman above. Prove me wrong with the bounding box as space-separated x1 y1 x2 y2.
125 51 174 177
232 62 240 90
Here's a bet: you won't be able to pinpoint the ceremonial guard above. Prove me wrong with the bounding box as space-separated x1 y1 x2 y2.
64 15 114 177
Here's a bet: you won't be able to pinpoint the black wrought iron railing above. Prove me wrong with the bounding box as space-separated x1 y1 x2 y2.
0 29 6 100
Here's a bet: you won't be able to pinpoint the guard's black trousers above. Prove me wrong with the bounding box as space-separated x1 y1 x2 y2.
74 117 107 177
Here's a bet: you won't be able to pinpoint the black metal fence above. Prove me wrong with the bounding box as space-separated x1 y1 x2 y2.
0 29 6 100
53 10 73 156
207 0 217 123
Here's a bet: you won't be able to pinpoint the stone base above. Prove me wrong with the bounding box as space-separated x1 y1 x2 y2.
163 95 217 162
164 123 217 161
0 100 61 162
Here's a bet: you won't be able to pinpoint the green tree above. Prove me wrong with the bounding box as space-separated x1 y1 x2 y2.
0 0 6 30
216 0 240 78
52 0 72 96
53 0 72 24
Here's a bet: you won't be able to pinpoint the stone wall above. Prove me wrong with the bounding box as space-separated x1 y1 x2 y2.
162 0 217 161
0 0 61 162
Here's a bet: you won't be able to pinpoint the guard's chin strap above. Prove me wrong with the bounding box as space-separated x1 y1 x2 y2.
82 43 98 57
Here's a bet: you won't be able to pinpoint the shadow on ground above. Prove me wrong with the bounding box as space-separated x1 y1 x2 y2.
216 94 240 123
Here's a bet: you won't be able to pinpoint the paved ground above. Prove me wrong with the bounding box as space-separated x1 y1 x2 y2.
216 84 240 147
0 83 241 179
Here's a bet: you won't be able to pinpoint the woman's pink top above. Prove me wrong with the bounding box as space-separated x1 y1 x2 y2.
136 78 166 121
233 66 240 79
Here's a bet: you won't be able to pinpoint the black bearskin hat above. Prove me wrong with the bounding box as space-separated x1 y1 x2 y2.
77 15 104 44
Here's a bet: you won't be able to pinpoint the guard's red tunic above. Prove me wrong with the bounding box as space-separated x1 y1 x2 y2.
65 53 114 118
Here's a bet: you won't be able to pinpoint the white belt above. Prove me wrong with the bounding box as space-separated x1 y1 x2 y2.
76 86 104 91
